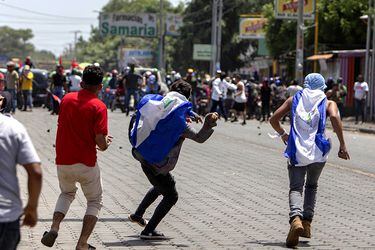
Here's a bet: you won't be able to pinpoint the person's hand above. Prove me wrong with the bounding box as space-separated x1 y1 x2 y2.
106 135 113 147
194 114 203 124
204 112 219 128
22 204 37 227
281 133 289 145
338 145 350 160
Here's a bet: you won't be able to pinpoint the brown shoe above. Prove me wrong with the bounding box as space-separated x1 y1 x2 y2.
301 220 311 238
286 216 304 248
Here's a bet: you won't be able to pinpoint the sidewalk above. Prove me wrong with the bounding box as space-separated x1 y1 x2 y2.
338 117 375 134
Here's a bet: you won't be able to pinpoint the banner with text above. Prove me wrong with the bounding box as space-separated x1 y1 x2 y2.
239 18 267 39
193 44 212 61
275 0 315 20
166 14 183 36
100 13 157 37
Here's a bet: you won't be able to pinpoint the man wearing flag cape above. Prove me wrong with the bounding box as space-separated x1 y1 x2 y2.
128 79 219 240
270 73 350 248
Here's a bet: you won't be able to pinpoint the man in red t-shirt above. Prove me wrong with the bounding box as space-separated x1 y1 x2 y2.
42 65 112 250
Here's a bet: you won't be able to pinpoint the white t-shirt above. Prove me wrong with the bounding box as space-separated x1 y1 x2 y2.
0 114 40 222
354 81 369 100
211 78 222 101
69 75 82 92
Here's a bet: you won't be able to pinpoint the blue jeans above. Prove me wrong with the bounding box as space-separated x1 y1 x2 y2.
7 89 17 113
22 90 33 110
288 162 325 221
0 219 20 250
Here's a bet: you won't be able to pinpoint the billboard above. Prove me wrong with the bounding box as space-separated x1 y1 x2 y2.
120 49 155 68
193 44 212 61
166 14 183 36
275 0 315 20
239 18 267 39
99 13 157 37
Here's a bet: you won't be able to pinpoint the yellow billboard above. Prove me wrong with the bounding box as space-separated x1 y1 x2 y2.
275 0 315 20
239 18 267 39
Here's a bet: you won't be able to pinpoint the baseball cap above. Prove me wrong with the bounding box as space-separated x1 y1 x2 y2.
6 61 15 67
24 65 31 71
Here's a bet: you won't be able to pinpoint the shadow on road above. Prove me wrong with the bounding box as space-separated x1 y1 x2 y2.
38 217 130 222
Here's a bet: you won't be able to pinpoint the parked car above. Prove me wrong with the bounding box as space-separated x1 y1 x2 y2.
31 69 49 107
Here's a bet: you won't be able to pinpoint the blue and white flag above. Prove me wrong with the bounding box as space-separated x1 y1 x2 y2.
285 88 331 166
130 91 192 164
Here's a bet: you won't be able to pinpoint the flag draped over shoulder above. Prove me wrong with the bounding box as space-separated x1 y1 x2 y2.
130 91 192 164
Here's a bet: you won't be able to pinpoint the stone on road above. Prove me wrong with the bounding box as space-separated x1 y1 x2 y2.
14 109 375 249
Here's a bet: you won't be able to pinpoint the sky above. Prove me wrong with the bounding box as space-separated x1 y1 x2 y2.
0 0 183 56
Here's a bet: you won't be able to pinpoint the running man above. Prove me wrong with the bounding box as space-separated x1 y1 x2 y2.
41 65 111 250
270 73 350 248
128 80 218 240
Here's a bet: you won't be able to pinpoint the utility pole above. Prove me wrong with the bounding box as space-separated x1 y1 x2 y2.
71 30 81 59
295 0 304 83
210 0 218 76
158 0 164 71
371 0 375 121
313 0 319 72
216 0 223 70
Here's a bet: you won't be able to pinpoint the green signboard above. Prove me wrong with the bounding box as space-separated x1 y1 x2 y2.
100 13 157 37
193 44 212 61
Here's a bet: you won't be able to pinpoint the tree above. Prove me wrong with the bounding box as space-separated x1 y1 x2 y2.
170 0 272 74
0 26 34 59
75 0 181 70
263 0 369 59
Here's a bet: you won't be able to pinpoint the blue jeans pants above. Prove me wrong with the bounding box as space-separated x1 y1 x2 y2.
22 90 33 110
0 219 20 250
7 89 17 113
288 162 325 222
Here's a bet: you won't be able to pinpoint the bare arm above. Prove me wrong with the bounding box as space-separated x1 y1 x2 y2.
183 113 218 143
270 97 292 144
95 134 112 151
22 163 42 227
327 100 350 160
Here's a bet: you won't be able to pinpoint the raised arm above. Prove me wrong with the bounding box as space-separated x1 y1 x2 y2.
183 113 218 143
326 100 350 160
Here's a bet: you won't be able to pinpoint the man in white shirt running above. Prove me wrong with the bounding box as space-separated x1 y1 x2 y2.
0 112 42 249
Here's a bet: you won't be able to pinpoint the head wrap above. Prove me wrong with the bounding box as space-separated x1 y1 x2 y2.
303 73 327 91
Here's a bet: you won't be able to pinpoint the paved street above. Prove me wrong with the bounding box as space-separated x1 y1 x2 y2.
14 109 375 249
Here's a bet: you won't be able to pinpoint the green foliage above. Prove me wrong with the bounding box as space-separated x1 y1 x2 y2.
263 0 369 59
75 0 182 70
170 0 272 73
0 26 34 58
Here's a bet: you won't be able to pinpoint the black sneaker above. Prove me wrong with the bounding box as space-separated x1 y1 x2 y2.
128 214 148 227
140 230 166 240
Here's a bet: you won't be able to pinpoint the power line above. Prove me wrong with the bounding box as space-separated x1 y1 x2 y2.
0 2 96 20
0 13 94 22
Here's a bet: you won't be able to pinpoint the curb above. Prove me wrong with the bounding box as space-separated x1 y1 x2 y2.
358 128 375 134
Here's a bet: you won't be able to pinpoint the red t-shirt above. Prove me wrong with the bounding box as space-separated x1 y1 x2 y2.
55 89 108 167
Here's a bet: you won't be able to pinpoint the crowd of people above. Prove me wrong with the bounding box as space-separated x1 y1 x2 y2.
0 56 370 127
0 65 351 249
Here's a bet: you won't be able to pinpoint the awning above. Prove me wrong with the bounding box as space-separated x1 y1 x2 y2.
307 54 333 61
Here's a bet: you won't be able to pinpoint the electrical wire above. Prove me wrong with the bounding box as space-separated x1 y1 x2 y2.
0 2 96 20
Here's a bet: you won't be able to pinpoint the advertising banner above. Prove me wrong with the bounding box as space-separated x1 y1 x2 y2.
275 0 315 20
239 18 267 39
166 14 183 36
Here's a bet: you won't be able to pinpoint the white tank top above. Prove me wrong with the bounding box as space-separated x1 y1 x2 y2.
235 81 247 103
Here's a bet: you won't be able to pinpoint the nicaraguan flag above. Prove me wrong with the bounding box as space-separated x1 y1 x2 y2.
130 91 193 164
